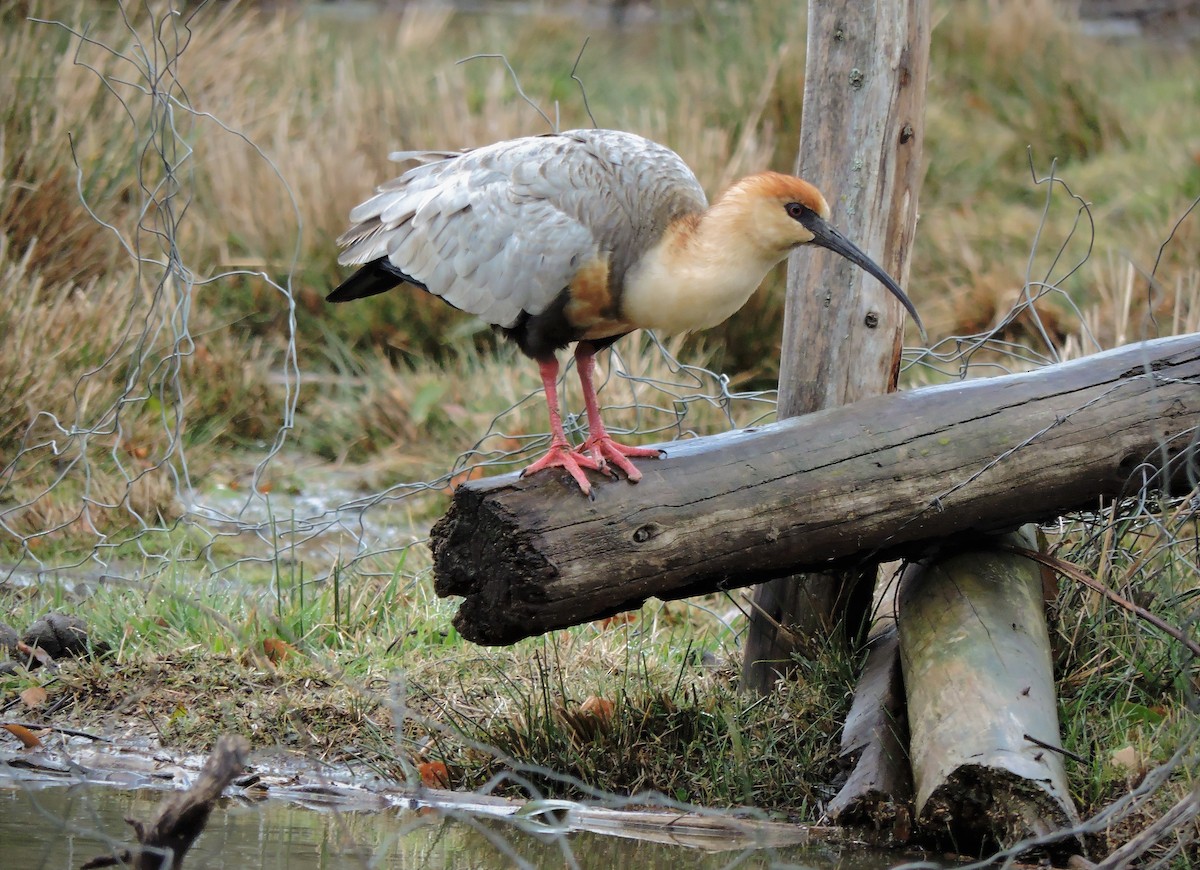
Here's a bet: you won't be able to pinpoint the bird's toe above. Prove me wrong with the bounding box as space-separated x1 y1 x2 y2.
521 442 602 495
581 436 660 483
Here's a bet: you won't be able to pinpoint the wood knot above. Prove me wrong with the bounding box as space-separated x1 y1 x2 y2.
632 524 659 543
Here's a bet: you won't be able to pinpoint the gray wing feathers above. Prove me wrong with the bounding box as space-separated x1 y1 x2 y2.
336 130 707 329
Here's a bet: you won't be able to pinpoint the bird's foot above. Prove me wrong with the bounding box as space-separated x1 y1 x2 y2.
580 435 664 483
520 441 606 496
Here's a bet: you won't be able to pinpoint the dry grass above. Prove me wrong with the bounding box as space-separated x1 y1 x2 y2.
2 0 1195 435
919 0 1198 353
0 228 285 551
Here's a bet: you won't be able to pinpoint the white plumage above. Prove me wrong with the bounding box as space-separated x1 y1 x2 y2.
337 129 705 329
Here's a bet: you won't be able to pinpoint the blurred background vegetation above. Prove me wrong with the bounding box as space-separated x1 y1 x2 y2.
3 0 1197 480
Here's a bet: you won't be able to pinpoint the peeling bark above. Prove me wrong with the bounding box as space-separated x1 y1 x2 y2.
826 626 913 833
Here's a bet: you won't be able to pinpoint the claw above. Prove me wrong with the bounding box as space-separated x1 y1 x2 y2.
581 436 663 483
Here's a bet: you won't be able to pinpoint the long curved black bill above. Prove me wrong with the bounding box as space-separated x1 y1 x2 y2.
800 212 927 342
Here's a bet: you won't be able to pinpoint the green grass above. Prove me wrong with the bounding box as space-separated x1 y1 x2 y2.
3 513 1196 845
0 563 859 811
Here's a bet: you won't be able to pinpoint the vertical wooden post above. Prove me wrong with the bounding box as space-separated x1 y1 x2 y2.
899 528 1081 851
742 1 930 691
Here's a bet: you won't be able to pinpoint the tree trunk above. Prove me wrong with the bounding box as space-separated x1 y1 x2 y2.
743 0 931 690
433 333 1200 645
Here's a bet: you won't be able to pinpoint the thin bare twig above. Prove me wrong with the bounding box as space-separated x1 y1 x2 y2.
455 52 555 131
1095 789 1199 870
81 734 250 870
1006 546 1200 659
569 38 598 129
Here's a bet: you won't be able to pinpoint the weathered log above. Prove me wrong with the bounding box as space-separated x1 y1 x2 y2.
825 625 913 832
433 333 1200 644
743 0 932 688
825 563 914 827
898 528 1080 853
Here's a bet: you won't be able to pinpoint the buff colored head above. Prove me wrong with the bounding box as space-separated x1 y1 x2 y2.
722 171 925 339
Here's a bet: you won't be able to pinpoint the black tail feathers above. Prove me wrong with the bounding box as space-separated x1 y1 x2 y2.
326 259 424 303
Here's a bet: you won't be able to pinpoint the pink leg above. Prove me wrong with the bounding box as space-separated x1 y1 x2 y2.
520 357 604 495
575 344 664 483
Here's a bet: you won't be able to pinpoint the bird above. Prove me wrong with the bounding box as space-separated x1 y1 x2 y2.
329 128 923 496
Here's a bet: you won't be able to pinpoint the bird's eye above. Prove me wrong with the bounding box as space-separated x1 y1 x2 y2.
785 202 806 220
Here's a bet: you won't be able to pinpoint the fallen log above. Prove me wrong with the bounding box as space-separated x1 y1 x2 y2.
433 333 1200 645
825 562 914 830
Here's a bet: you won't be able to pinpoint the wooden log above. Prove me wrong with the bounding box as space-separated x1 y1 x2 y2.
432 333 1200 645
825 563 916 828
825 625 913 833
744 0 931 690
778 2 929 413
898 528 1081 853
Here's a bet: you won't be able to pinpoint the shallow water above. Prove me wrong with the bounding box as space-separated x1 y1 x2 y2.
0 784 914 870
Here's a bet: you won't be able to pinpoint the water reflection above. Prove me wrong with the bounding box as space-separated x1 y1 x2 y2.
0 784 910 869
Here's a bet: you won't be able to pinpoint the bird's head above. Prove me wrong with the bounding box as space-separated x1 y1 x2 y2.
727 172 926 340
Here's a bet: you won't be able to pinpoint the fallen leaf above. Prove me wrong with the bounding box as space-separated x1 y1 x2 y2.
20 686 47 709
1110 745 1147 774
262 638 294 664
418 761 449 788
597 612 636 630
579 696 615 727
1 723 43 749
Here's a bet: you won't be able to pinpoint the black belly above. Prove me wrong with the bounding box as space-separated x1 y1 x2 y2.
501 289 626 360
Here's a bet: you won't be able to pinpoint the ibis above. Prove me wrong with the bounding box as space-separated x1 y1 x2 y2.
329 129 922 496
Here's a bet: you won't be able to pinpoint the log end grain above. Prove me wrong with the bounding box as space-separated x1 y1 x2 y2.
919 764 1081 857
431 479 560 645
